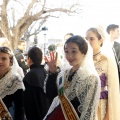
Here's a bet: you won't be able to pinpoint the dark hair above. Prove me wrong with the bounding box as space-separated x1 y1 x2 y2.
0 46 13 64
106 24 119 34
27 46 43 64
64 35 88 55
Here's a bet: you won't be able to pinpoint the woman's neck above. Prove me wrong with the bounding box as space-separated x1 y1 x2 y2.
93 51 101 56
93 49 101 56
72 66 79 73
0 68 10 79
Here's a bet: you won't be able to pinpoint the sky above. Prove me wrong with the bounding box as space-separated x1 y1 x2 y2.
1 0 120 42
42 0 120 41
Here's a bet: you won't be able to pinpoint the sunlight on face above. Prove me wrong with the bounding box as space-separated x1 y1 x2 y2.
19 42 26 51
113 28 120 39
86 31 102 51
0 53 11 72
64 42 85 70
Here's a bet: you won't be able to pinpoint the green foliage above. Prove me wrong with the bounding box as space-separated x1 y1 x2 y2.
48 44 56 52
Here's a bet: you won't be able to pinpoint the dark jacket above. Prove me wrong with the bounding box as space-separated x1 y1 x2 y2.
3 89 25 120
23 63 50 120
46 73 58 104
14 48 28 75
114 41 120 62
114 41 120 84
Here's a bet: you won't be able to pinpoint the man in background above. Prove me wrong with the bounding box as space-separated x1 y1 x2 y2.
106 24 120 62
14 39 28 75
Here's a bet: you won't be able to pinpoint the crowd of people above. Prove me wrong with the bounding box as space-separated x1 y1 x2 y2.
0 24 120 120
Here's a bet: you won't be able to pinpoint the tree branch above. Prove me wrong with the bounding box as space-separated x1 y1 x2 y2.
1 0 11 38
25 0 38 16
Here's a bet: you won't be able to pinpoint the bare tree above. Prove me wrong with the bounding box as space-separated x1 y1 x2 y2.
0 0 81 50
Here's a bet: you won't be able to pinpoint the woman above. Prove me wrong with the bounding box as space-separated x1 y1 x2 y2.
86 27 120 120
44 35 100 120
0 46 25 120
0 37 24 78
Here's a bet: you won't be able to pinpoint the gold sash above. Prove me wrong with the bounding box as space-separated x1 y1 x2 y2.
0 98 12 120
57 72 79 120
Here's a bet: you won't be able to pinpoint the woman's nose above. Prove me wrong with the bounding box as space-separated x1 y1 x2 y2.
0 59 2 63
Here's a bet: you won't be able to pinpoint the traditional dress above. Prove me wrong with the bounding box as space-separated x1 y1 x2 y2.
44 43 101 120
96 40 120 120
0 67 25 120
93 53 108 120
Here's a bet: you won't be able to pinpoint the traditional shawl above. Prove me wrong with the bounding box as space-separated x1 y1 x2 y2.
44 42 100 120
0 67 25 99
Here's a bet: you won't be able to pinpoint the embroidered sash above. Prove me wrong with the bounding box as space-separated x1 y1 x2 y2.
0 98 12 120
57 72 79 120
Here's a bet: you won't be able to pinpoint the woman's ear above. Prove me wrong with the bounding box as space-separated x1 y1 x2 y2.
100 39 103 46
10 59 13 66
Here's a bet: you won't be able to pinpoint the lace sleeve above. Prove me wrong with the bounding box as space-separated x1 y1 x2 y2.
76 75 100 120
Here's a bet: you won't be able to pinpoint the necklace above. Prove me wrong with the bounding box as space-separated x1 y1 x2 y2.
68 69 77 82
93 51 101 56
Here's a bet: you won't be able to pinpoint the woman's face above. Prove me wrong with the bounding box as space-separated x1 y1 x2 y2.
64 42 85 70
86 31 102 51
0 52 11 72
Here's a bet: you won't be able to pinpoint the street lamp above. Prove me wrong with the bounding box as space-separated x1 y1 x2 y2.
42 26 48 55
34 29 38 45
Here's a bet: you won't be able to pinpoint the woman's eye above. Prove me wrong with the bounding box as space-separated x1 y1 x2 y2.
90 37 94 40
2 57 7 61
72 51 76 53
65 51 68 54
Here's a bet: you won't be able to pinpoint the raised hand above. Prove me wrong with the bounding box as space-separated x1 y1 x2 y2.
44 52 58 73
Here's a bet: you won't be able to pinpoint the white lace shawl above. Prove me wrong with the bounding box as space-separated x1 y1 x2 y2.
44 42 100 120
64 43 100 120
0 67 25 99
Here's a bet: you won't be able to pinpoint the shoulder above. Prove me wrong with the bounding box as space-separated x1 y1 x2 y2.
14 49 21 55
89 74 99 83
7 68 22 80
114 41 120 48
96 54 108 66
23 68 46 83
99 54 108 61
86 74 100 88
114 41 120 45
29 67 46 75
94 54 108 67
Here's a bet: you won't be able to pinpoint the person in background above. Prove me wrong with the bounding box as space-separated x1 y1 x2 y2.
106 24 120 62
23 46 50 120
64 33 74 41
44 35 100 120
14 40 28 75
86 27 120 120
106 24 120 84
59 33 74 71
0 46 25 120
